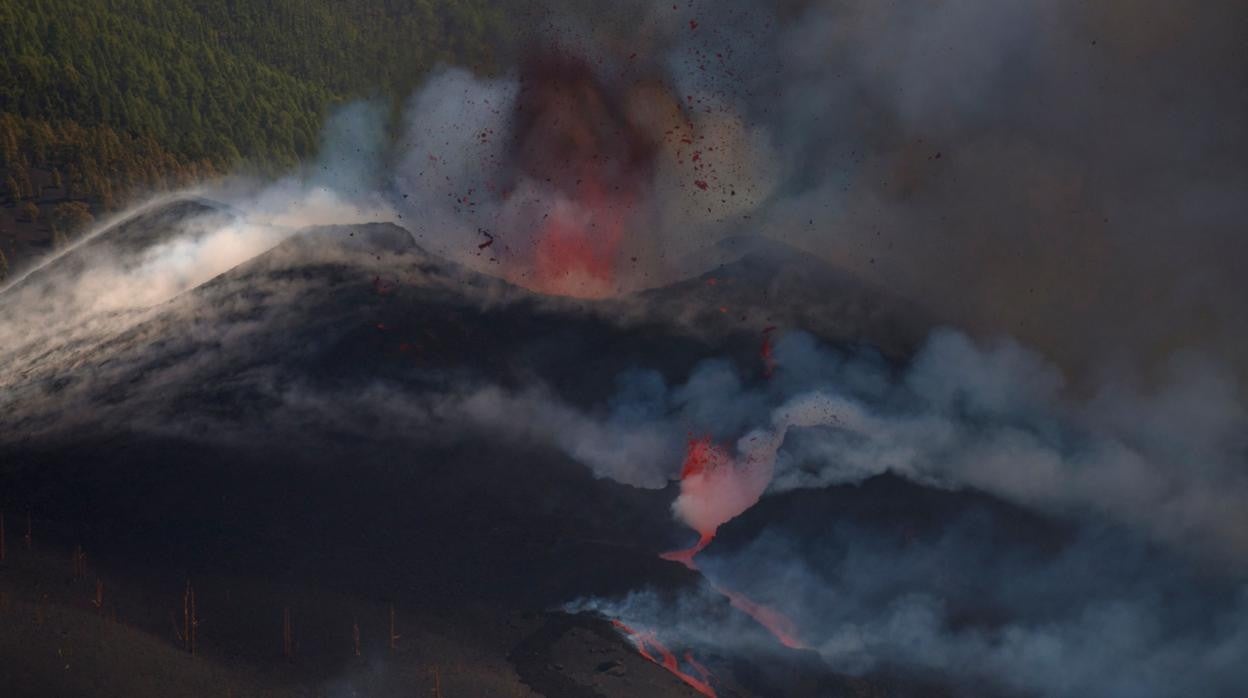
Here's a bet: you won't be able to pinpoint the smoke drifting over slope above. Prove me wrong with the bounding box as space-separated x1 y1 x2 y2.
390 58 775 298
552 328 1248 696
2 2 1246 697
19 0 1239 375
509 0 1248 377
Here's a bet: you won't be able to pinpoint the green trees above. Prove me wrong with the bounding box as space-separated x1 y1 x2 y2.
0 0 502 171
50 201 93 237
0 0 507 271
0 0 504 220
0 113 202 208
13 167 32 199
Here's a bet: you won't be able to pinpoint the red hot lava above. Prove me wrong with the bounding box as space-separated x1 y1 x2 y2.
531 177 625 294
761 325 778 378
657 530 713 568
660 436 727 565
507 51 685 297
679 435 725 480
719 587 804 650
662 437 808 651
611 620 717 697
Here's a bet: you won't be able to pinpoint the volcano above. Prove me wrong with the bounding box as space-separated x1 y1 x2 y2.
3 185 1243 698
0 198 942 697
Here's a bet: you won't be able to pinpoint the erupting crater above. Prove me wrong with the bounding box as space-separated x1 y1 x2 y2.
502 50 689 298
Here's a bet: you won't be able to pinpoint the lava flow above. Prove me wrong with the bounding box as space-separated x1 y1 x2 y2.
611 620 717 697
657 531 712 567
661 436 808 650
659 437 724 565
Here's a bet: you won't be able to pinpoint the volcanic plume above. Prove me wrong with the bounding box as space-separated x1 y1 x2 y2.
667 392 843 553
3 2 1247 697
663 432 808 654
655 392 845 652
502 52 677 297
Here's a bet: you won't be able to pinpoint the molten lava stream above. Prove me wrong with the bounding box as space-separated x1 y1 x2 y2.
611 620 717 697
662 532 807 651
658 532 713 569
661 436 808 650
718 586 805 650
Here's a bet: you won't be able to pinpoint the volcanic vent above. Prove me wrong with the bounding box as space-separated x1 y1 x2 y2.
506 51 672 297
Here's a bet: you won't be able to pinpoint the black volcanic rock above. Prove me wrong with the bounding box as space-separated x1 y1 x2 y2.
0 204 949 697
636 234 933 360
711 472 1070 559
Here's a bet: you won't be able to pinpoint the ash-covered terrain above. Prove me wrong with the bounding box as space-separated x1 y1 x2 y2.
3 1 1248 697
1 193 1244 698
0 197 928 697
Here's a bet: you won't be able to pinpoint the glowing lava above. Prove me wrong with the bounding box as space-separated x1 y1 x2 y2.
719 587 804 650
662 437 808 651
678 435 725 480
658 531 712 568
660 437 726 566
530 177 630 297
760 326 777 378
507 51 668 298
611 620 717 697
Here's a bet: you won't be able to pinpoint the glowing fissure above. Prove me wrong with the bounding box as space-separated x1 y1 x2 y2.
663 435 809 650
616 362 835 679
657 531 713 567
662 533 807 650
611 620 717 697
718 587 805 650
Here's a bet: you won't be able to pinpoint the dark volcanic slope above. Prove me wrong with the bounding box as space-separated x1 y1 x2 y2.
2 200 927 440
0 201 938 696
1 197 233 298
638 234 931 361
2 217 711 598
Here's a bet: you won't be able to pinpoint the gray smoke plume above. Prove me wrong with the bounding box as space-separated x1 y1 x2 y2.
11 0 1244 379
495 327 1247 563
543 328 1248 697
2 3 1244 696
502 0 1248 378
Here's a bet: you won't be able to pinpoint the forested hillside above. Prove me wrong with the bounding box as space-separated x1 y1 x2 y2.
0 0 505 277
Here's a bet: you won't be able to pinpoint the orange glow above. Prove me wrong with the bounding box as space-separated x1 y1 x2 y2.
507 51 661 299
530 177 630 298
658 532 713 569
760 326 778 378
660 437 808 650
679 436 728 479
611 620 718 697
719 587 805 650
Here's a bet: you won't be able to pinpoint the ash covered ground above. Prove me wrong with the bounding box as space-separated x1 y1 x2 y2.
3 2 1248 697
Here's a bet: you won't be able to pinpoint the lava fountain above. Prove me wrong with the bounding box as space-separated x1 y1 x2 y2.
652 386 848 652
660 435 808 650
505 52 676 298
